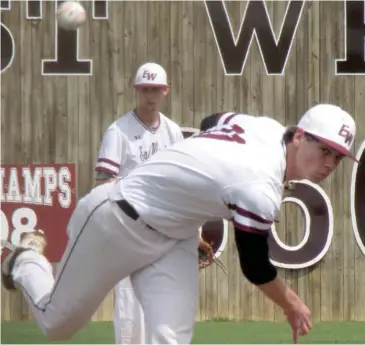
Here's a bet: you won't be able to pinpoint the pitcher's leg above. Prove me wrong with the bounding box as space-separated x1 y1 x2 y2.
12 199 127 340
131 235 199 344
9 199 176 341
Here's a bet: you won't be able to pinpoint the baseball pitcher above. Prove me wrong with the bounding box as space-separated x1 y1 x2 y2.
2 104 357 344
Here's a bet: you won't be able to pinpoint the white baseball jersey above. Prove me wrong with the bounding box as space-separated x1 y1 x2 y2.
95 111 184 178
111 113 287 239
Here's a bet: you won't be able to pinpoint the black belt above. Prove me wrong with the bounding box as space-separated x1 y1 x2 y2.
116 199 156 231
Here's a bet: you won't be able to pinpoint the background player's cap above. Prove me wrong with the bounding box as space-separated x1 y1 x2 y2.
134 62 168 87
297 104 357 161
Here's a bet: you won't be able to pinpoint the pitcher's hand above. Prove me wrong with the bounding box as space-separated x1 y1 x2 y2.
284 303 312 343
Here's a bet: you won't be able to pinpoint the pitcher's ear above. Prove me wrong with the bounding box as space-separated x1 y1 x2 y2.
292 128 305 147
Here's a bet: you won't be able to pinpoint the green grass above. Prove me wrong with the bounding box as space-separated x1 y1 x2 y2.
1 321 365 344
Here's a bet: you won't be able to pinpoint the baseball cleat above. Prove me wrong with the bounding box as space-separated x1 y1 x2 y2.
1 230 47 291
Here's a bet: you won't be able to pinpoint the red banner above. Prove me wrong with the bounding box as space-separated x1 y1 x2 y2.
1 164 76 262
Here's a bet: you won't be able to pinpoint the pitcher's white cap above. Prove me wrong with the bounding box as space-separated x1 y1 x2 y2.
297 104 357 161
134 62 168 87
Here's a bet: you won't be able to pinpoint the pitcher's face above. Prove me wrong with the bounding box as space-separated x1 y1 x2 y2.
292 131 344 183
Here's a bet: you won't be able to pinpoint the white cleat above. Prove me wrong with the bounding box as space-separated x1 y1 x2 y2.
1 230 47 290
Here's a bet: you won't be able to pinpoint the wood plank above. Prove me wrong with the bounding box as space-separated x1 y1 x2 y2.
30 0 45 164
111 1 128 121
318 0 335 321
271 0 289 323
157 1 171 118
181 1 194 127
88 0 103 190
353 41 365 322
19 0 33 165
2 1 22 164
248 0 264 321
170 1 183 127
122 1 136 115
331 1 355 322
305 0 322 323
193 1 206 125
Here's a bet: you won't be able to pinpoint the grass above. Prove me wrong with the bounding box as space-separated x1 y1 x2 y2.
1 321 365 344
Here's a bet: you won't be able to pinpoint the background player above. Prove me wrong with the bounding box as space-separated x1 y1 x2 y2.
94 62 183 344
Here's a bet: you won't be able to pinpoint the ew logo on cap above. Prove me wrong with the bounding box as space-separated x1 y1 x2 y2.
142 70 157 81
338 124 354 146
134 62 168 86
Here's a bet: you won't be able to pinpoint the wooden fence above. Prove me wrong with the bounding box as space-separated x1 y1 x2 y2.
1 0 365 322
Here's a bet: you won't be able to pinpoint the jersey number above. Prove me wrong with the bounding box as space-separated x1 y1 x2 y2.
198 124 246 144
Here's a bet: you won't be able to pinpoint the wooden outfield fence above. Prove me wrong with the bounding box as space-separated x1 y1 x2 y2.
1 1 365 322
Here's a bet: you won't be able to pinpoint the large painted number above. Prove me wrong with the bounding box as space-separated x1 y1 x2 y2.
11 207 38 245
268 180 333 269
1 207 38 253
42 0 92 75
1 23 15 73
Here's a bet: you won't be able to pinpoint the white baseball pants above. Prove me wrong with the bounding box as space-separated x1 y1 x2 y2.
113 277 145 344
66 202 145 345
11 183 199 343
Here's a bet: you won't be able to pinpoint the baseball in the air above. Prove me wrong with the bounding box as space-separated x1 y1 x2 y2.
57 1 86 31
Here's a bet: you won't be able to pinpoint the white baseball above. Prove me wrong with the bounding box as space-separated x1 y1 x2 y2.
57 1 86 31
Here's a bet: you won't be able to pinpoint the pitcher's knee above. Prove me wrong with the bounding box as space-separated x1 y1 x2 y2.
41 319 77 341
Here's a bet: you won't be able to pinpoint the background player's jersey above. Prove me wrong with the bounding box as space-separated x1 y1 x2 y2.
95 111 184 178
111 113 287 239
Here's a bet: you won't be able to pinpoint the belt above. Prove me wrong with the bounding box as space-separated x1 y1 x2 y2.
116 199 156 231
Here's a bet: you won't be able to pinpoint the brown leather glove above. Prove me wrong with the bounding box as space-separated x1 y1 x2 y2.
198 236 214 269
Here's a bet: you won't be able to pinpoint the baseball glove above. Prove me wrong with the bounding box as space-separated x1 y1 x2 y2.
198 236 214 269
198 236 227 275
